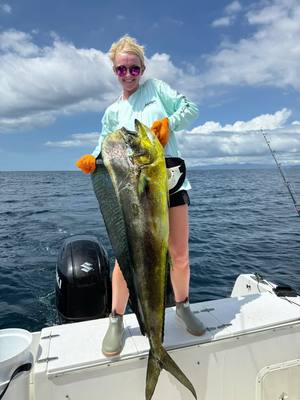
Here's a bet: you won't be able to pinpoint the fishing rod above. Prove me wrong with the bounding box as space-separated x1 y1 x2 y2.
262 130 300 217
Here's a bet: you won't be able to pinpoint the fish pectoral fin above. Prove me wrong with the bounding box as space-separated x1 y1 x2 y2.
146 347 197 400
138 172 150 196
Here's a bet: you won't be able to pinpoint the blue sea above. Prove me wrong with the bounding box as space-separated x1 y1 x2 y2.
0 167 299 332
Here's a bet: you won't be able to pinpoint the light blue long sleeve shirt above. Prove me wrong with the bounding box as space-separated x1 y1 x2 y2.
92 78 198 191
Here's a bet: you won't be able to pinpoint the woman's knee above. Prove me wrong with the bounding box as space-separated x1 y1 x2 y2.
170 250 189 271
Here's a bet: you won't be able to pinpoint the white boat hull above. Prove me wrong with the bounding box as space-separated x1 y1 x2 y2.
2 274 300 400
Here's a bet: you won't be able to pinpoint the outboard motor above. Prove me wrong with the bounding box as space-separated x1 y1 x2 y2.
56 235 112 323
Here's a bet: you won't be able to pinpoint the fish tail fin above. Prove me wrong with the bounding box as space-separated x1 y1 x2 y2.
146 349 161 400
145 346 197 400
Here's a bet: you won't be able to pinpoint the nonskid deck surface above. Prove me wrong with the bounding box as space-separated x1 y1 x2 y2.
35 292 300 377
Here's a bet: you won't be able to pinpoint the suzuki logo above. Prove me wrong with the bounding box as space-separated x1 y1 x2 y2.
80 262 94 273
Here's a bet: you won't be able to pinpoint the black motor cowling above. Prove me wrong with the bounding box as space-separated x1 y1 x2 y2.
56 235 112 323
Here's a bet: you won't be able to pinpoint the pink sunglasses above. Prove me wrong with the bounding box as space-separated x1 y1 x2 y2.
115 65 142 77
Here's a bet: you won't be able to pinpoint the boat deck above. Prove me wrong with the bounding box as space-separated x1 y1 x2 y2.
35 292 300 377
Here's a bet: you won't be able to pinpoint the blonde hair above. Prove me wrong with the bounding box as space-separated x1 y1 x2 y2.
109 35 145 66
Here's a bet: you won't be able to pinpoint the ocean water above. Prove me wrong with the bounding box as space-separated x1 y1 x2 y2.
0 167 299 332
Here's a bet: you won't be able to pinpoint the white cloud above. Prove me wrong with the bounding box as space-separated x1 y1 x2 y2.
180 127 300 167
212 16 233 28
0 30 118 132
205 0 300 90
0 3 11 13
0 113 55 132
246 1 289 25
2 0 300 135
212 0 242 27
0 30 38 56
178 108 300 166
225 1 242 14
190 108 291 134
46 132 99 148
0 30 197 133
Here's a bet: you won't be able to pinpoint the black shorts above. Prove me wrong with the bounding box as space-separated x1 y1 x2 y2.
169 190 190 208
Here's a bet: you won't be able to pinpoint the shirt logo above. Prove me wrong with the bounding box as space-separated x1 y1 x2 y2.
144 100 156 108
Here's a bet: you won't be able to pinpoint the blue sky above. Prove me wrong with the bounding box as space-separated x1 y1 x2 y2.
0 0 300 170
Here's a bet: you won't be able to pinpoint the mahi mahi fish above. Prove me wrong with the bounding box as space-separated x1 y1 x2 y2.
91 119 197 400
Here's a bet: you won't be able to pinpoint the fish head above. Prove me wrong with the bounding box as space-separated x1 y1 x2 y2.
120 119 163 168
101 119 168 201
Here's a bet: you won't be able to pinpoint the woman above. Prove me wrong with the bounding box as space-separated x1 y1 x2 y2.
76 35 205 357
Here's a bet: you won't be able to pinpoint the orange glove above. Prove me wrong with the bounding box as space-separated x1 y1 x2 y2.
151 117 169 147
76 154 96 174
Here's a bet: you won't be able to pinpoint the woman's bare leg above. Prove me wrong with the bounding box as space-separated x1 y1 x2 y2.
111 260 129 315
168 203 205 335
168 204 190 302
